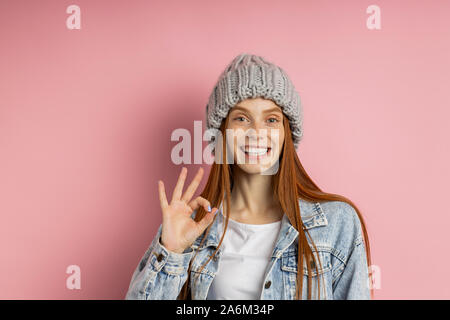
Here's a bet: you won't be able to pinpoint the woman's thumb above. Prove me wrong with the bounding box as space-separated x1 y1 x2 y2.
196 208 217 232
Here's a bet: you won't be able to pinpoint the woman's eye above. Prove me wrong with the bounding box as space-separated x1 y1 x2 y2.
268 117 279 123
234 116 246 122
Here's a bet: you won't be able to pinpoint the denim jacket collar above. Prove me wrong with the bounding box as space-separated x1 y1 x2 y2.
191 198 328 257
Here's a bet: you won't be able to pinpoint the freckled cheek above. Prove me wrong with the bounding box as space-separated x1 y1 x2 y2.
278 130 284 154
233 134 247 153
224 132 244 153
269 128 284 153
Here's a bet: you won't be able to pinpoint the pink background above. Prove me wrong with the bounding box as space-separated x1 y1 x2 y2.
1 0 449 299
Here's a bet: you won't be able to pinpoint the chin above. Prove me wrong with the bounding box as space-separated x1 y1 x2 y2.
235 163 267 174
236 162 280 175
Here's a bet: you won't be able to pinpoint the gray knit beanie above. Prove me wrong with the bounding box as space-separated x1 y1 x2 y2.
206 53 303 152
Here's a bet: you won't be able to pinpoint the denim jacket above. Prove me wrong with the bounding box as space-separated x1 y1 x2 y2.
125 199 371 300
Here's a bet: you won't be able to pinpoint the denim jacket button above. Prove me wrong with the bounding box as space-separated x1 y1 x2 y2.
156 253 164 262
264 281 271 289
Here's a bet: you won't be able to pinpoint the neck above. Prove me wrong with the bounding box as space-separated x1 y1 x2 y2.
225 166 283 222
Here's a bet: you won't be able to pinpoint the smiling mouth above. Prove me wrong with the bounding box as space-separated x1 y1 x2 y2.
239 146 272 159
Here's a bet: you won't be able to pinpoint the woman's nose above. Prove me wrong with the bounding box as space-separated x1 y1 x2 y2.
247 122 269 143
249 120 266 132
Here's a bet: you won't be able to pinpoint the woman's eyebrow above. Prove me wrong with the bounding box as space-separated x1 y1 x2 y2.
231 106 249 113
232 106 282 114
262 107 283 114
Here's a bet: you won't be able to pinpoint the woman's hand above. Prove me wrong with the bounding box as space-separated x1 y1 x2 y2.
158 167 218 254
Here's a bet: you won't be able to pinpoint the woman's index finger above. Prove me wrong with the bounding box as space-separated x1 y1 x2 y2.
181 167 204 202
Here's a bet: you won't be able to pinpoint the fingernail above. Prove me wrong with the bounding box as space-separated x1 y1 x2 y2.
208 205 211 212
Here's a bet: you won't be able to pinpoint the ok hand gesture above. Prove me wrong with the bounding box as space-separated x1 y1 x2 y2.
158 167 218 254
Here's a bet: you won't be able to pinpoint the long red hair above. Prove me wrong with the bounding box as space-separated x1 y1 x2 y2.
177 112 373 300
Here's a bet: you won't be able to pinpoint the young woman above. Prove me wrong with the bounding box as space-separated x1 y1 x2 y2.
125 53 373 300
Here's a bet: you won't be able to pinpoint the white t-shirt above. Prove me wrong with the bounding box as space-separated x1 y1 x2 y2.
206 209 282 300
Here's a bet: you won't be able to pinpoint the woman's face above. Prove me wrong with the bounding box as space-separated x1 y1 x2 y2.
225 97 285 175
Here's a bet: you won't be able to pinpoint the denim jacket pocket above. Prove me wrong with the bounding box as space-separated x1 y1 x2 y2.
188 248 219 300
280 248 332 299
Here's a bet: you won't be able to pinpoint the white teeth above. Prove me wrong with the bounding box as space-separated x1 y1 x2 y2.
243 147 269 155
